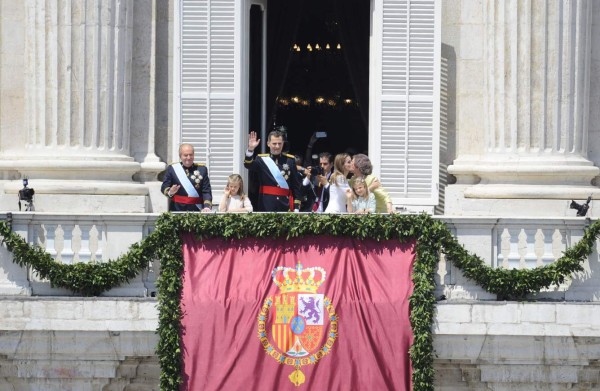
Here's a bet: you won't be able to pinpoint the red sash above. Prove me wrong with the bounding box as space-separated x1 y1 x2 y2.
173 195 203 205
260 186 294 211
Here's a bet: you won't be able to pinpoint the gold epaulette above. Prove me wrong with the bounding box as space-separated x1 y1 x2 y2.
283 153 295 159
258 153 269 157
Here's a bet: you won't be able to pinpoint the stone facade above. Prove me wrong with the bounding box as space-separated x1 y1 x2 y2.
2 1 599 216
1 0 600 389
434 302 600 390
0 0 170 213
1 298 599 390
444 0 600 217
0 298 159 391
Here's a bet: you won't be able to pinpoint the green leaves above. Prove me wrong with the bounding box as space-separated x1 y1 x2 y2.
1 214 599 391
441 220 600 301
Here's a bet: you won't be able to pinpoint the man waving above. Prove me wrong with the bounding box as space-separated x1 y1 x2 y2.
244 131 301 212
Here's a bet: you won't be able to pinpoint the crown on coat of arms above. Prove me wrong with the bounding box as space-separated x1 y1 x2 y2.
271 262 326 294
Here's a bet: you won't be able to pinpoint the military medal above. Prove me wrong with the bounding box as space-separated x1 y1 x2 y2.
190 170 203 188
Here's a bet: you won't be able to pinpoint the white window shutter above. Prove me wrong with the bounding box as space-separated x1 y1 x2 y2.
179 0 235 192
372 0 440 210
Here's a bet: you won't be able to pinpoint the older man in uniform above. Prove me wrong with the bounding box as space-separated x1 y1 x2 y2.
161 143 213 212
244 130 301 212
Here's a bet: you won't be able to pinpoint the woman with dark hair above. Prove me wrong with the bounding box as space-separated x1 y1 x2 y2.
350 154 394 213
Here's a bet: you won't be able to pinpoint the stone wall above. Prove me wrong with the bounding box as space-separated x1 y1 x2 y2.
1 298 599 389
0 298 159 391
434 302 600 390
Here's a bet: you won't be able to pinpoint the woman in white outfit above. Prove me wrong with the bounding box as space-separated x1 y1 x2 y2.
324 153 352 213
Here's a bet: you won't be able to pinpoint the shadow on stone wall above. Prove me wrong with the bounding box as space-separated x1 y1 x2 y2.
436 43 457 215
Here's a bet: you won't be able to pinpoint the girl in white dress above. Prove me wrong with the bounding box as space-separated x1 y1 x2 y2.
324 153 352 213
218 174 253 212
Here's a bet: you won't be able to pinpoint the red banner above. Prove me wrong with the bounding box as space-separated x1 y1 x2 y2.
180 235 415 390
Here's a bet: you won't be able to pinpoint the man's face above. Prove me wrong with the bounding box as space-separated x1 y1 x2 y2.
319 157 332 174
267 136 284 156
179 146 195 168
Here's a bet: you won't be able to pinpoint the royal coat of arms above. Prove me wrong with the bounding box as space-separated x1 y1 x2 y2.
257 262 338 387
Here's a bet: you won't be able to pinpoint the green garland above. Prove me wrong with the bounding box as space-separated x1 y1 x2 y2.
0 213 598 391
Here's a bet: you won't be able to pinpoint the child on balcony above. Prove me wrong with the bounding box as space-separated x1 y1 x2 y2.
350 154 394 213
219 174 253 213
345 177 376 214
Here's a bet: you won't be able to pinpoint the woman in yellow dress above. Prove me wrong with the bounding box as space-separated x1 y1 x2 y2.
350 154 394 213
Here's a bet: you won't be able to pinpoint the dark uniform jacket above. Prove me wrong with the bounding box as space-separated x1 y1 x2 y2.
299 175 316 212
299 171 318 212
244 152 301 212
161 162 212 211
312 170 332 212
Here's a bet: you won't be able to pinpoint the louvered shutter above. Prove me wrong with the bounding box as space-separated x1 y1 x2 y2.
371 0 440 210
178 0 236 194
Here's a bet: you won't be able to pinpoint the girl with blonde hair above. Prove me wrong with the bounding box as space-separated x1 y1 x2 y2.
218 174 253 212
350 154 393 213
345 176 376 214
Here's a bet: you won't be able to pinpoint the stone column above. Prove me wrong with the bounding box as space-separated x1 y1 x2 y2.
132 0 169 212
0 0 151 212
448 0 599 215
136 0 163 181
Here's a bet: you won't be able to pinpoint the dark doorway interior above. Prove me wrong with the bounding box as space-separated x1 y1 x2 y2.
265 0 370 160
247 0 370 211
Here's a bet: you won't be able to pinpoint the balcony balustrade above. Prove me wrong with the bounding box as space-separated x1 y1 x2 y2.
0 212 596 300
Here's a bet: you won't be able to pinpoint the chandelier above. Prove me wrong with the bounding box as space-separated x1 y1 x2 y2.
291 43 342 52
277 95 356 110
277 7 357 111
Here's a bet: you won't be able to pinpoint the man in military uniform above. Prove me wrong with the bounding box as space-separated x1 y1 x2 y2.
244 130 301 212
161 143 213 212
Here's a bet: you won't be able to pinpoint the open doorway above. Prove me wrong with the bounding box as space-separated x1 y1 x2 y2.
251 0 370 160
247 0 370 210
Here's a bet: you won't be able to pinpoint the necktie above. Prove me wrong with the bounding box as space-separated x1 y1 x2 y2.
312 185 323 212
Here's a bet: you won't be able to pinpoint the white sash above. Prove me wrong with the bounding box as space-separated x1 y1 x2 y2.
260 156 289 189
173 163 203 210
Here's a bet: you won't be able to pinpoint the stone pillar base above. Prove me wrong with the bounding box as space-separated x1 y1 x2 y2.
2 179 149 213
445 184 600 217
446 155 600 217
462 184 600 200
449 156 600 187
0 156 142 181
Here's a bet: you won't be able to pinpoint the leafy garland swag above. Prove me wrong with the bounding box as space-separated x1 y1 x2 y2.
0 213 598 391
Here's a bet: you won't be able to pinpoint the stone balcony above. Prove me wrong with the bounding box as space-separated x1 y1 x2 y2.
0 212 599 389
